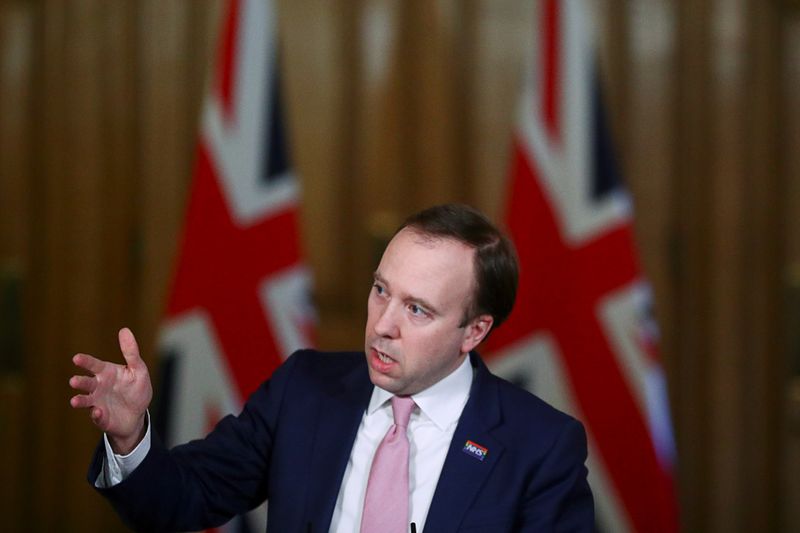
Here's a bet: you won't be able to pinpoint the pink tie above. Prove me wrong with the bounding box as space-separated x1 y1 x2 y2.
360 395 416 533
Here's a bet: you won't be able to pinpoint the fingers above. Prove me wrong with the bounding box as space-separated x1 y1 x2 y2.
69 395 108 428
90 406 105 426
73 328 143 373
118 327 145 370
72 353 106 374
70 393 94 409
69 374 96 393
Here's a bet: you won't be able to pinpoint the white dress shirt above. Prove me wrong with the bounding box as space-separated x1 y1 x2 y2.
329 355 472 533
99 355 474 533
96 412 152 487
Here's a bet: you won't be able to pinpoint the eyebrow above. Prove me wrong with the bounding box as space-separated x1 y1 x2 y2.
373 271 441 316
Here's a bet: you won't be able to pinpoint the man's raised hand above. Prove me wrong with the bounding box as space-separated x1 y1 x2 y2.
70 327 153 454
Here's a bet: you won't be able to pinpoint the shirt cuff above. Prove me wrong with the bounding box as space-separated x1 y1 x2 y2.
95 411 152 488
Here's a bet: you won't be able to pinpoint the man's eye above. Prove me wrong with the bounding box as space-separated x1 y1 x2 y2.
373 284 385 295
408 304 427 317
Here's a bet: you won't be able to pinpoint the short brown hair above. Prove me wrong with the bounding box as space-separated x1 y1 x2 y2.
399 204 519 330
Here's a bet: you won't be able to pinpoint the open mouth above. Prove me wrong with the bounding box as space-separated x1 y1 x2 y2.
376 350 393 364
370 347 397 370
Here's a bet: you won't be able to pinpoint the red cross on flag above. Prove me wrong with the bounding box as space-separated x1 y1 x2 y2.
153 1 314 531
484 2 680 531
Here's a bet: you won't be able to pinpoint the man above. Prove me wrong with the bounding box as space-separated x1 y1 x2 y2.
70 204 594 532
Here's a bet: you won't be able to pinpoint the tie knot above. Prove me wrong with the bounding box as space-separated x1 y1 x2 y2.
390 396 415 428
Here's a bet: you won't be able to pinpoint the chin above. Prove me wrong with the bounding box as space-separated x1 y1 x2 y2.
368 371 401 394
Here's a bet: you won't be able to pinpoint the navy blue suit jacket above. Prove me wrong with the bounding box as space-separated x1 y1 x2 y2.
89 350 594 532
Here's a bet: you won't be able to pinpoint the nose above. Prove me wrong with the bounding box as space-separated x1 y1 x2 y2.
373 302 400 339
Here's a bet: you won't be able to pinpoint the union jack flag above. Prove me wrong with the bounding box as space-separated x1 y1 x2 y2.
484 2 679 531
153 1 314 531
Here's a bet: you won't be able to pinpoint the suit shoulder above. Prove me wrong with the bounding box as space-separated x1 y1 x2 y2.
282 349 367 385
288 348 364 369
490 371 584 433
242 349 369 420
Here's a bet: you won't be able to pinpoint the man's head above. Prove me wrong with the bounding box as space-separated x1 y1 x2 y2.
364 204 519 395
399 204 519 329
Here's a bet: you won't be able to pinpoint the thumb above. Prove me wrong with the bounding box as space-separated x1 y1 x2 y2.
118 327 144 369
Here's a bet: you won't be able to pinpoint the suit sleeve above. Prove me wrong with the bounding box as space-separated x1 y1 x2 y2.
517 418 595 532
86 350 303 532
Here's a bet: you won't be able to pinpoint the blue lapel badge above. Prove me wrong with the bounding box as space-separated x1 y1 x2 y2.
462 440 488 461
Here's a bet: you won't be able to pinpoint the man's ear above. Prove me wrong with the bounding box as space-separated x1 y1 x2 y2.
461 314 494 354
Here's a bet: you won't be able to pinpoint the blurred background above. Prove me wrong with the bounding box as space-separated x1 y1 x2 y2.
2 0 800 531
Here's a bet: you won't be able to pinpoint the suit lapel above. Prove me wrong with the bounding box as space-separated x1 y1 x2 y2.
305 358 373 531
423 353 504 533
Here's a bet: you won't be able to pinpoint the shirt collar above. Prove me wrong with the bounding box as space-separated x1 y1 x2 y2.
367 353 473 431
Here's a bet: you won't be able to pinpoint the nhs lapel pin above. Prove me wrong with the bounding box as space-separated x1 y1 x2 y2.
462 440 488 461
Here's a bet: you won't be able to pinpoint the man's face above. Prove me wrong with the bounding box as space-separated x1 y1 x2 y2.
364 228 492 396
